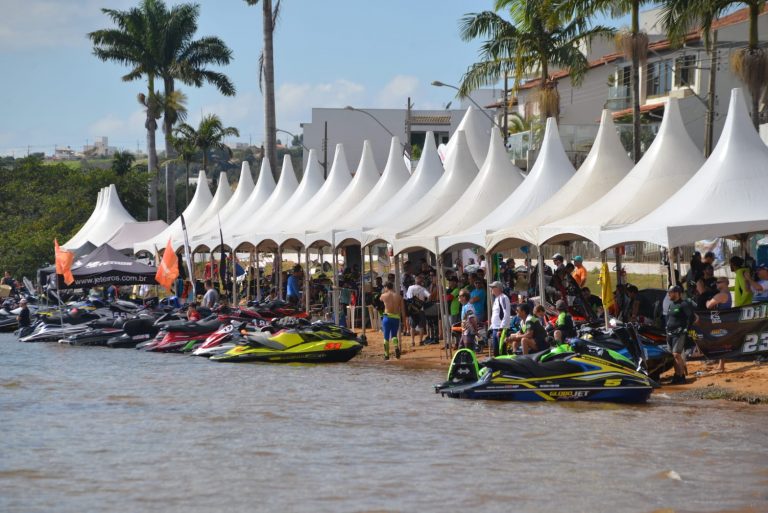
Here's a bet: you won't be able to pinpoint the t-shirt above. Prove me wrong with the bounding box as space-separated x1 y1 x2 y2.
666 299 695 333
286 275 301 298
202 288 219 309
461 303 476 336
405 284 429 301
18 307 31 327
555 312 576 339
469 287 487 319
571 266 587 287
490 293 511 330
521 314 548 351
448 286 461 316
752 279 768 301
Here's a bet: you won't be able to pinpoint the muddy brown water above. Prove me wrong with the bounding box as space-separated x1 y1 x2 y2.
1 333 767 513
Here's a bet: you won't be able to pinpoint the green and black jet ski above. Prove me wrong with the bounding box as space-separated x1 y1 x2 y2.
435 339 655 403
210 321 363 363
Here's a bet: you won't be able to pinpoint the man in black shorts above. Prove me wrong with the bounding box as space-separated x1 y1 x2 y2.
666 285 696 384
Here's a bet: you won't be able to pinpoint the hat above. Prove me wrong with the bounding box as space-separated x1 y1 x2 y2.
490 280 503 288
573 255 583 263
668 285 683 293
756 263 768 271
552 253 564 261
555 299 567 310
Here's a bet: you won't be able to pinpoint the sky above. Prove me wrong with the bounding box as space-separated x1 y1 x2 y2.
0 0 627 157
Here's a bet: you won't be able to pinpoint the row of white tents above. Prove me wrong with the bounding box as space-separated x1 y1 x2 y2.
66 88 767 275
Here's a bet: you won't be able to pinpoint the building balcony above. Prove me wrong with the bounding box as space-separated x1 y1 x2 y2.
606 85 631 111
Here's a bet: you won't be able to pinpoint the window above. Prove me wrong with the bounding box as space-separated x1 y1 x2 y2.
618 65 631 88
674 55 697 88
646 59 673 97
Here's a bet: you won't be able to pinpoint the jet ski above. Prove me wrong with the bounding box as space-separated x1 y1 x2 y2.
435 339 655 403
577 325 674 381
18 307 108 342
210 320 362 363
141 315 222 353
107 315 171 348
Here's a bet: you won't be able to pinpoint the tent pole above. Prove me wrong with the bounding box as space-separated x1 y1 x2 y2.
247 250 254 302
486 245 493 358
304 247 311 316
394 253 403 343
537 245 546 308
232 249 237 305
332 245 339 324
435 239 451 360
674 247 681 286
602 251 610 329
277 246 284 300
360 245 367 345
255 250 262 302
616 250 623 287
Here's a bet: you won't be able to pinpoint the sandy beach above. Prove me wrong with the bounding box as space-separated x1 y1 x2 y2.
356 328 768 403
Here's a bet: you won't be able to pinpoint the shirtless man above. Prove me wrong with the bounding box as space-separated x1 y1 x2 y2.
379 282 403 360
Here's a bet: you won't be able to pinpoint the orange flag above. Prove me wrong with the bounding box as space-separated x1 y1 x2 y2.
155 238 179 292
54 239 75 286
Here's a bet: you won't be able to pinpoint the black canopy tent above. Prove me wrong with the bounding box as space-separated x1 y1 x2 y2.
37 241 98 285
57 243 157 289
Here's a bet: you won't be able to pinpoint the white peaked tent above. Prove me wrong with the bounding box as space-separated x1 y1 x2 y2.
107 220 168 252
232 155 299 248
366 131 478 251
267 144 353 247
268 151 326 231
303 140 380 244
360 132 444 248
487 110 633 250
134 170 212 253
442 105 493 170
218 158 276 245
327 137 412 247
193 162 255 244
190 171 231 243
64 187 106 249
601 88 768 249
395 127 525 254
538 98 705 247
438 118 576 252
65 184 137 249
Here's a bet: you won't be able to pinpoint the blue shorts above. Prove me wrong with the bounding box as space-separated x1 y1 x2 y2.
382 315 400 341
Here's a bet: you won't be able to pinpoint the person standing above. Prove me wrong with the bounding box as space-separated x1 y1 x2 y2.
489 281 511 356
174 275 185 304
571 256 587 288
380 282 403 360
202 279 219 309
17 298 31 329
458 289 478 350
469 278 487 323
286 267 302 306
666 285 697 384
405 275 430 347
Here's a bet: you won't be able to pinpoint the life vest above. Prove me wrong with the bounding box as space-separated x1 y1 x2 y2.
734 267 753 307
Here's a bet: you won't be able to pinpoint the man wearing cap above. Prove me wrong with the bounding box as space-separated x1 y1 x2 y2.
16 298 31 329
554 299 576 339
551 253 567 300
666 285 697 384
744 263 768 302
489 281 511 356
571 256 587 288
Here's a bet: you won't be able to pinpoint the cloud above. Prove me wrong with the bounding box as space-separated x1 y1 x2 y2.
0 0 135 50
375 75 420 108
87 109 146 147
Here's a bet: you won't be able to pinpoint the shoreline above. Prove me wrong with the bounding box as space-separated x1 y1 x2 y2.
357 329 768 404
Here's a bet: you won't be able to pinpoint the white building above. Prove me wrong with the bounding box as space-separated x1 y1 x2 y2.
83 136 118 158
509 6 768 161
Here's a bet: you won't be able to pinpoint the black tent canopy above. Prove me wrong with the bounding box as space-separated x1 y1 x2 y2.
58 243 157 289
38 241 99 285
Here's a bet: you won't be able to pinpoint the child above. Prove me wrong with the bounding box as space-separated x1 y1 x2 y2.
459 289 478 350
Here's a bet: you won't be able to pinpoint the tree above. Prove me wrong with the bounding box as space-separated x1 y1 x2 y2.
174 114 240 172
169 133 198 206
244 0 281 181
112 151 136 176
89 0 166 221
661 0 767 130
155 1 235 222
459 0 614 127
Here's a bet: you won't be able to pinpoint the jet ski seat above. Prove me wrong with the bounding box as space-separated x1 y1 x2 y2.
484 356 582 379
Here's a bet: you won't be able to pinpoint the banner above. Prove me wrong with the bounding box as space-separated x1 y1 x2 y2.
691 304 768 359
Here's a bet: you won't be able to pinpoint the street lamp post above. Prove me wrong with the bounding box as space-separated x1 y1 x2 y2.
344 106 410 159
276 128 326 177
430 80 502 131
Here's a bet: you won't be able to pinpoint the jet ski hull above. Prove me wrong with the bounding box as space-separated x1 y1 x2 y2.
436 348 653 403
211 341 362 363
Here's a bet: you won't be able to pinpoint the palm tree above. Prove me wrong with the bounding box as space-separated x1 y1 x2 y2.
169 133 198 207
661 0 767 130
175 114 240 173
155 1 235 221
112 151 136 176
567 0 652 163
245 0 281 181
89 0 166 221
459 0 614 128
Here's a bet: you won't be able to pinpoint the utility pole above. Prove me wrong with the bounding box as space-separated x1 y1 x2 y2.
704 30 718 158
322 121 328 179
405 97 413 159
503 74 509 146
